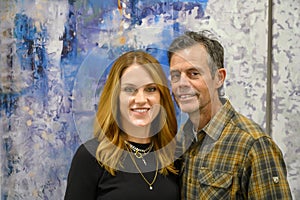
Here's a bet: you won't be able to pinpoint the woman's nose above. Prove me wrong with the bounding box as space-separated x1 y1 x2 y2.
134 89 147 103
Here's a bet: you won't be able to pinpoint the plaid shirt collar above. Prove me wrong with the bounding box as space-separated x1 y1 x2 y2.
183 98 235 142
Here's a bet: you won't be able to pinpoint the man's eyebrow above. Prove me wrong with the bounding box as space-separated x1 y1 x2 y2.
170 67 201 73
188 66 202 70
170 69 180 73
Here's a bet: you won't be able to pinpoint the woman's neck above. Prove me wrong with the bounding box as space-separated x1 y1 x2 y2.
126 135 151 144
122 124 152 144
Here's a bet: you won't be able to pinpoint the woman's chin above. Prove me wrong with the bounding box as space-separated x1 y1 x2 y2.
131 120 150 127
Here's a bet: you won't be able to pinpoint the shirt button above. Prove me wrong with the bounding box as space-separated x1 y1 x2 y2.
273 176 279 184
188 178 192 183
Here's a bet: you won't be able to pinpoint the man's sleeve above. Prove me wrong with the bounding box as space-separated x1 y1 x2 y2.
244 136 292 199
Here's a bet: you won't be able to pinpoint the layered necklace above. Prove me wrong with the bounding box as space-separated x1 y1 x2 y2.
124 140 153 166
125 141 158 190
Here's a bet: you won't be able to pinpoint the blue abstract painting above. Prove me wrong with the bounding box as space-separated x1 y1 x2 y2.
0 0 208 199
1 0 299 199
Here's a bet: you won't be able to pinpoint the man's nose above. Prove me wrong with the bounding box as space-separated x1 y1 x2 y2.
178 73 190 86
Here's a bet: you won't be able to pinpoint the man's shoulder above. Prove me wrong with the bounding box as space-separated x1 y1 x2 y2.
230 110 269 140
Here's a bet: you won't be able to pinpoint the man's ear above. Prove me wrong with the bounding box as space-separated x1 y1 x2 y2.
215 68 226 88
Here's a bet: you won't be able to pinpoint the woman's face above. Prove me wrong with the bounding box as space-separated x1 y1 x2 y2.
119 64 161 129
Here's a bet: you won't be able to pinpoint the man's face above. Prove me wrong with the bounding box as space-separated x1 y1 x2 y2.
169 44 219 115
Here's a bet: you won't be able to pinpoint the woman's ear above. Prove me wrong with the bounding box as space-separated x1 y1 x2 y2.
215 68 226 88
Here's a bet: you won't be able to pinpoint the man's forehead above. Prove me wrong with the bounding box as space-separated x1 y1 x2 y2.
170 45 208 69
170 55 199 70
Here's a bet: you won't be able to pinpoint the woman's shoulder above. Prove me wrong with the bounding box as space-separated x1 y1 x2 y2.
82 138 99 155
73 138 99 162
65 138 103 199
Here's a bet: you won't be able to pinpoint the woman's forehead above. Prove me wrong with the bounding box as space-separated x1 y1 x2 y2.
121 64 155 86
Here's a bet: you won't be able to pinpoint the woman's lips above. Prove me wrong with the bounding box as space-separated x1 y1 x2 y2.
130 108 150 113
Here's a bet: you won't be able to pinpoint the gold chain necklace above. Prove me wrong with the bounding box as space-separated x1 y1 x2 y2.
126 145 158 190
124 140 153 165
124 140 154 154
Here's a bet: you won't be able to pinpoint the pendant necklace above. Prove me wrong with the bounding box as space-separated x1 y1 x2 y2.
126 144 158 190
124 140 153 166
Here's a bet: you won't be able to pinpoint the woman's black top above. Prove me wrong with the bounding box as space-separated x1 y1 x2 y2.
64 138 180 200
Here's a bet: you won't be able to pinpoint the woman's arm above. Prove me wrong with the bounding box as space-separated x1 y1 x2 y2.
64 142 102 200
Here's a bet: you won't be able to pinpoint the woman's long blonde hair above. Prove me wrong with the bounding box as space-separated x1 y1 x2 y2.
94 50 177 175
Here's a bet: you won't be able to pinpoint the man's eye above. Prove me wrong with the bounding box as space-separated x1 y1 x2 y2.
170 72 181 82
187 70 200 78
145 86 157 92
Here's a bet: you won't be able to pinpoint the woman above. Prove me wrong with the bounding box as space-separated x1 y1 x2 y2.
64 50 179 200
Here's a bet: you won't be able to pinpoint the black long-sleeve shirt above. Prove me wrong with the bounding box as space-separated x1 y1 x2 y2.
64 138 180 200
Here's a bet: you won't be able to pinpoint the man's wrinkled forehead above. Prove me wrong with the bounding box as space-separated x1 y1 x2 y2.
170 44 207 66
170 55 200 70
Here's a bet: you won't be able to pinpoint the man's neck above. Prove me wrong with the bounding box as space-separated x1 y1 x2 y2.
189 98 223 131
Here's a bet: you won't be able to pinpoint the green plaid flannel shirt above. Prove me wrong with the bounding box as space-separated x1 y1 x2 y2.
178 99 292 199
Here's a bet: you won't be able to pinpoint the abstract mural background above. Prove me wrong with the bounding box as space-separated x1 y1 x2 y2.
0 0 299 199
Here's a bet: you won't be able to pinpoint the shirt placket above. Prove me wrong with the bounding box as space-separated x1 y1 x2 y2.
184 132 206 199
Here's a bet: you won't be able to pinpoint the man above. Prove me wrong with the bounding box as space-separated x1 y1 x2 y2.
168 30 292 199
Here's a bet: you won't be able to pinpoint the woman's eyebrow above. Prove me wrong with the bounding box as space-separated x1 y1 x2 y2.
121 83 156 87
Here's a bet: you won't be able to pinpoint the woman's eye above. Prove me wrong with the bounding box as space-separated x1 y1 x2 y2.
145 86 157 92
123 87 136 93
